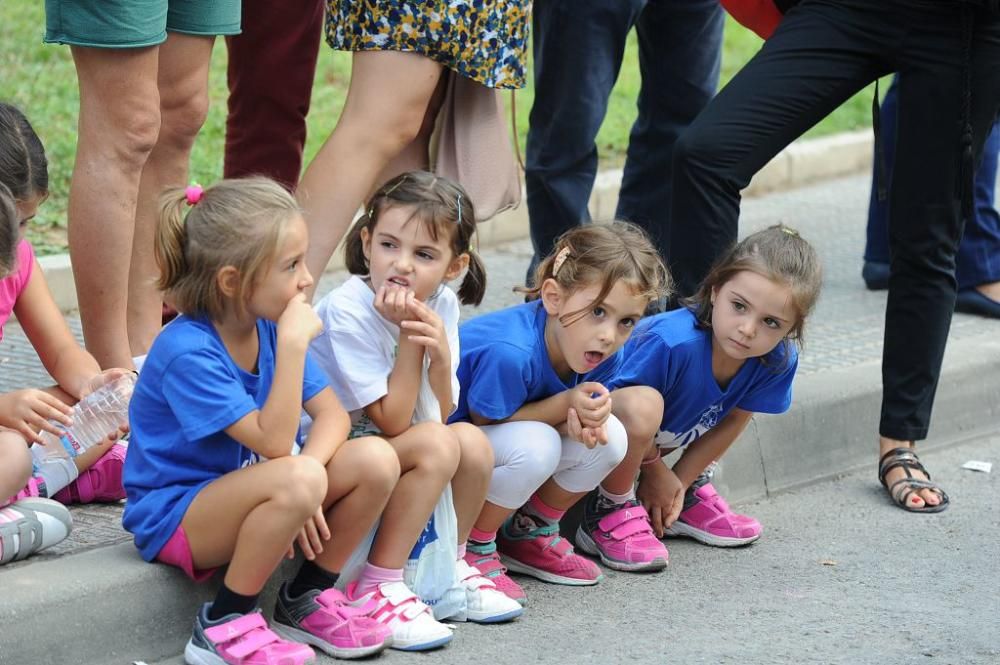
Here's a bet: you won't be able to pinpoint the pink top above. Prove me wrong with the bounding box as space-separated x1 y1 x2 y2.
0 240 35 342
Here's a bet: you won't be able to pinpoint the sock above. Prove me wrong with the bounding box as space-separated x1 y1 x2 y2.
287 560 340 598
208 584 259 621
469 527 497 550
354 562 404 597
28 449 78 497
509 494 565 536
595 485 635 512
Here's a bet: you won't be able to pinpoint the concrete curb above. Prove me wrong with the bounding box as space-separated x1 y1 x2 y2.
38 130 874 314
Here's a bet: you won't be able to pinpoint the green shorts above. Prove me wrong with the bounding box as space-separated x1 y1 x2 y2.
44 0 241 49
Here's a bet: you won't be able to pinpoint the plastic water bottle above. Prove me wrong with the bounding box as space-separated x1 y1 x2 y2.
32 373 136 461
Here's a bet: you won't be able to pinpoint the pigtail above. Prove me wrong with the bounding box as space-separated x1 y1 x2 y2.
0 183 18 278
154 187 191 293
343 214 371 275
457 250 487 306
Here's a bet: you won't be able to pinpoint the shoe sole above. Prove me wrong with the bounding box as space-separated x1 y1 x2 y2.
186 640 317 665
663 521 761 547
499 553 603 586
390 632 454 651
574 526 668 572
271 621 392 659
449 606 524 623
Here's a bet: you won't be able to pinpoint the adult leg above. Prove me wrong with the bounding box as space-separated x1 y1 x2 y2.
667 1 888 298
223 0 324 190
878 9 1000 507
129 33 215 357
863 76 899 286
297 52 444 295
68 46 161 369
956 117 1000 298
616 0 723 261
524 0 643 279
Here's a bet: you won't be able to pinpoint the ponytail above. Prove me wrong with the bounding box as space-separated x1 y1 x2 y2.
457 250 487 306
0 183 18 278
155 187 191 294
343 211 372 276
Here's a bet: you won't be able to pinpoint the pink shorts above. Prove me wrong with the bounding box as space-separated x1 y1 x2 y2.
156 525 218 583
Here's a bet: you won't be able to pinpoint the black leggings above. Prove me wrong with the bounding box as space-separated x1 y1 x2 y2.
667 0 1000 440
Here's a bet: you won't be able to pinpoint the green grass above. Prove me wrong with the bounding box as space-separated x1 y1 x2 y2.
0 7 876 255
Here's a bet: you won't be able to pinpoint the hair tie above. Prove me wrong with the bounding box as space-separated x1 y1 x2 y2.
552 247 572 277
456 194 463 225
184 183 203 206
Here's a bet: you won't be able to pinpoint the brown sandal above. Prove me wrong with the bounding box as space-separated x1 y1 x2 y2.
878 447 950 513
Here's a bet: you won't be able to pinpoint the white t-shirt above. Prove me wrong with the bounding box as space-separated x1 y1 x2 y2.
310 275 462 433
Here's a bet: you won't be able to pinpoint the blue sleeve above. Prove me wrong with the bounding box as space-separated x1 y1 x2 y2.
464 343 533 421
302 350 331 404
737 353 798 414
160 349 259 442
607 331 673 395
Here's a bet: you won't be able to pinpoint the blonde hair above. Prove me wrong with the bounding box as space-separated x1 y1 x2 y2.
155 177 300 319
343 171 487 305
520 222 670 325
0 183 18 278
686 224 823 350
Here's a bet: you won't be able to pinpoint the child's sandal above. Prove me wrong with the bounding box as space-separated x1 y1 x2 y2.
878 447 950 514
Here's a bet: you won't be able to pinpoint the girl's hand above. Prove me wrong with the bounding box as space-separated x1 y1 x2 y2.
0 389 73 443
287 506 331 561
374 284 415 327
566 408 609 448
637 462 685 538
79 367 133 400
278 293 323 348
568 382 612 428
400 298 449 368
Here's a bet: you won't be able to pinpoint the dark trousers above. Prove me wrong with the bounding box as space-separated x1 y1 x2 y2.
223 0 324 190
667 0 1000 440
866 76 1000 290
525 0 723 275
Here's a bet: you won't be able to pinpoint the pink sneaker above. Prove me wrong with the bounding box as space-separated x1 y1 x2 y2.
185 604 315 665
497 521 602 586
575 502 668 572
53 442 126 504
665 483 762 547
2 476 48 508
272 583 392 659
463 542 527 605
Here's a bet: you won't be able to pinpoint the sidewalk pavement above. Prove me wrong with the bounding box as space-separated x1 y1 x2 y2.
2 133 1000 664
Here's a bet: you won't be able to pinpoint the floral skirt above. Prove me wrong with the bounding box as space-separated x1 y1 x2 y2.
325 0 530 89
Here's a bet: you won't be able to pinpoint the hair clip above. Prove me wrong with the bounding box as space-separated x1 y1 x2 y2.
456 194 463 225
780 226 799 237
552 247 572 277
184 183 203 206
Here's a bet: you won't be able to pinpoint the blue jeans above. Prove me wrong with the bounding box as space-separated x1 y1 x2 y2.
865 76 1000 290
524 0 723 277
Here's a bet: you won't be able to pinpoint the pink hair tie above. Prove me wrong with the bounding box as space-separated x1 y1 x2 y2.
184 183 204 206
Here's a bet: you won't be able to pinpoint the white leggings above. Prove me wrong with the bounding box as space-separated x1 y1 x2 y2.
480 415 627 509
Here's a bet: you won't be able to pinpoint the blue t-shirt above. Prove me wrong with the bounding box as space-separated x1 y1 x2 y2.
591 308 797 449
122 315 330 561
450 300 587 423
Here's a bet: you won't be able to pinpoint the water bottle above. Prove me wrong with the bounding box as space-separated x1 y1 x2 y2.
32 373 136 461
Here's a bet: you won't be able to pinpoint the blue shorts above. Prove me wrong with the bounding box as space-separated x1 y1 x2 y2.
44 0 241 49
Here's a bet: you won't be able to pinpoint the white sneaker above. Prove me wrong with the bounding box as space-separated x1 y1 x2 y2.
449 559 524 623
0 498 73 564
346 580 453 651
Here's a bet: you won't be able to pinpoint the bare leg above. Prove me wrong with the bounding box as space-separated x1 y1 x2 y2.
0 431 32 500
368 421 459 569
69 46 161 369
371 74 449 192
130 33 215 356
311 436 399 573
182 456 327 595
599 387 663 495
448 422 493 545
297 51 444 296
